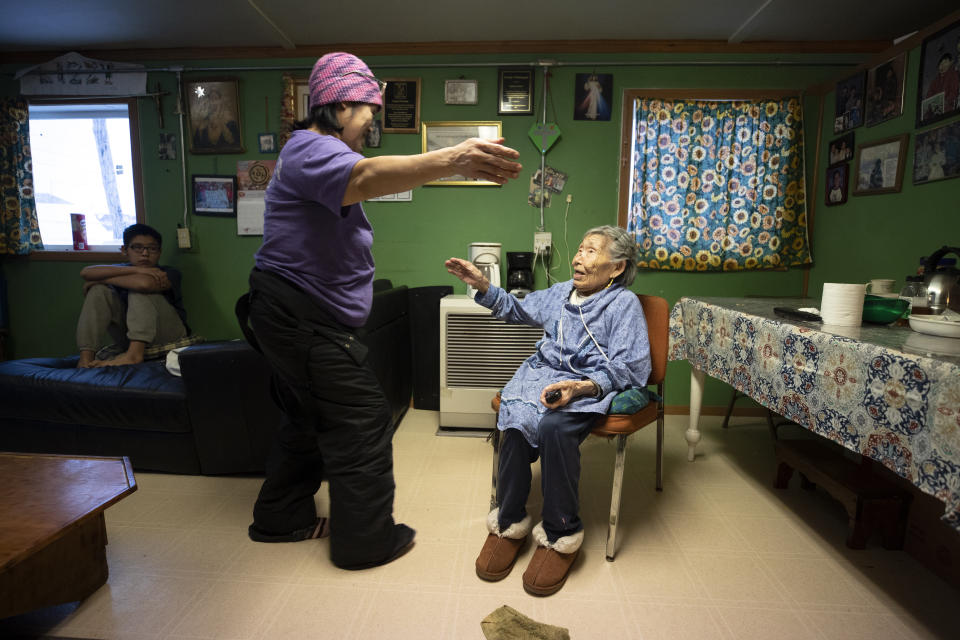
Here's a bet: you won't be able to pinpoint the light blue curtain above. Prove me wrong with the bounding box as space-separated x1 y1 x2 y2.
0 97 43 254
627 98 811 271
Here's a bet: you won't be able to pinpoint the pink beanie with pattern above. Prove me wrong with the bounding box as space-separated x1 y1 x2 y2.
308 52 383 110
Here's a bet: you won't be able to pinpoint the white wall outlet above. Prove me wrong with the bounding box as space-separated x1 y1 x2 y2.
534 231 552 257
177 227 192 249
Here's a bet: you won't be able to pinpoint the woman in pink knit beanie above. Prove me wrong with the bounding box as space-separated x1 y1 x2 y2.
239 52 522 571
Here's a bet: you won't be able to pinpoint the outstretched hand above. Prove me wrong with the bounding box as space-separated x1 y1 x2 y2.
447 138 522 185
445 257 489 294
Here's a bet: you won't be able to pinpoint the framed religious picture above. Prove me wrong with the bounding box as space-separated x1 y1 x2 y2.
865 53 907 127
498 69 534 115
916 19 960 127
913 119 960 185
192 175 237 216
444 79 478 105
574 73 613 121
852 134 909 195
828 132 855 166
421 121 502 185
825 164 849 206
834 71 865 133
185 79 244 154
382 78 421 133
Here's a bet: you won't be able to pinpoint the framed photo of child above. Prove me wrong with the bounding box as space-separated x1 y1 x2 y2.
825 164 849 206
916 19 960 127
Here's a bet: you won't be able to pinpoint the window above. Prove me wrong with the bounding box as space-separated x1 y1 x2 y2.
27 98 144 253
618 90 811 272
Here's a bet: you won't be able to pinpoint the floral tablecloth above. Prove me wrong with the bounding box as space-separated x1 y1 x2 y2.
668 296 960 531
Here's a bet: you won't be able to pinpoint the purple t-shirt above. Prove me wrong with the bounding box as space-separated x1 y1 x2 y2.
254 130 374 327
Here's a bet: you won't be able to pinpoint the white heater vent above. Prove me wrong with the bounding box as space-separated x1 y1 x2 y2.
445 314 543 388
439 295 543 430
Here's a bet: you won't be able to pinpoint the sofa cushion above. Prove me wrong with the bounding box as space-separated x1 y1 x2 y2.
0 356 190 433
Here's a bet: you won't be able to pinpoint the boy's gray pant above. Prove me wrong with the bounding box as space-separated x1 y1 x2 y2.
76 283 186 351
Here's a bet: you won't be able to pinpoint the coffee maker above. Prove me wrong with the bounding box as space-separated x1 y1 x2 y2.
506 251 534 298
467 242 501 298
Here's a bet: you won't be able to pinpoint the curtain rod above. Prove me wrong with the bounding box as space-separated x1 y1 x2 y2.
11 58 859 77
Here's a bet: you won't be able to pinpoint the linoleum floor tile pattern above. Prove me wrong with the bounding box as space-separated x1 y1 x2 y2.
1 411 957 639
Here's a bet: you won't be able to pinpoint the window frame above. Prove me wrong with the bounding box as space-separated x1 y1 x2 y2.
27 96 145 262
617 89 801 229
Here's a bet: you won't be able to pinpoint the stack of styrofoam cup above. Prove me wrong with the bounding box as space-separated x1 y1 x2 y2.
820 283 866 326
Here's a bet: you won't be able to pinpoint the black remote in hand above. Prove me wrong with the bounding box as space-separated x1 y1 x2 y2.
545 389 562 403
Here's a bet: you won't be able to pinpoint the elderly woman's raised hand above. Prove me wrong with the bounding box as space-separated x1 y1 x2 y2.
445 257 489 294
447 138 522 185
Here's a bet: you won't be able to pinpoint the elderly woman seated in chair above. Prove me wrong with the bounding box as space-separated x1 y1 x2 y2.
444 225 650 596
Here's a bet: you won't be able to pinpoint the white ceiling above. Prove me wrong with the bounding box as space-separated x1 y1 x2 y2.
0 0 957 55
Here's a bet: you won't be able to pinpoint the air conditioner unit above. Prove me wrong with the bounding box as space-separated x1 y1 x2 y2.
439 295 544 432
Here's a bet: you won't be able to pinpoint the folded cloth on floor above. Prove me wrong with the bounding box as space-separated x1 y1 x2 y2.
481 605 570 640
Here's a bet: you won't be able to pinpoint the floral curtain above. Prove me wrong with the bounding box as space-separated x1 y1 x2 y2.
626 98 810 271
0 97 42 254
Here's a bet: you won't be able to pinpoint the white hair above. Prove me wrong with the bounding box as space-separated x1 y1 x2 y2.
583 225 638 286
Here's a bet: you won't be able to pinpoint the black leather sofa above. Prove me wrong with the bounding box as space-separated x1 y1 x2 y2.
0 283 412 475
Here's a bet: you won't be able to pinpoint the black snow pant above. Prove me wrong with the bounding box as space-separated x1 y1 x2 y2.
239 268 400 568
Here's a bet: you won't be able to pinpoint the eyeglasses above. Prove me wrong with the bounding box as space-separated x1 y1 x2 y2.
339 71 387 95
128 244 161 254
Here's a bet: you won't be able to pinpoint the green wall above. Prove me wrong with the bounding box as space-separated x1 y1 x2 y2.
8 48 950 408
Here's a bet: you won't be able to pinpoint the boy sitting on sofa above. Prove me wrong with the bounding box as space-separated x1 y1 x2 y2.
76 223 189 368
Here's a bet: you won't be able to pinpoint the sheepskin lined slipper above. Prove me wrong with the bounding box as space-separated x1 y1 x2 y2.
521 523 583 596
476 509 532 581
476 533 527 581
247 517 330 543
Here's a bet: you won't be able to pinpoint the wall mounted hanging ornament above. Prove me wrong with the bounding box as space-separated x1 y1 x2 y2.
528 121 561 153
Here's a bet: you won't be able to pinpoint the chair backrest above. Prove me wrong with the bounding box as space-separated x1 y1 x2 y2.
637 294 669 387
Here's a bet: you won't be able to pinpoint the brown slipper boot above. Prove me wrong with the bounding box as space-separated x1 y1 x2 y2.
522 522 584 596
476 533 527 581
522 546 579 596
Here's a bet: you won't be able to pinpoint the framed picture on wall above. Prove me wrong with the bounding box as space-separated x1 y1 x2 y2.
185 79 244 154
916 19 960 127
445 79 478 105
421 121 502 185
192 175 237 216
279 75 308 150
834 71 865 133
382 78 421 133
852 134 909 195
498 69 534 115
825 164 849 206
828 132 855 166
574 73 613 121
865 52 907 127
914 119 960 184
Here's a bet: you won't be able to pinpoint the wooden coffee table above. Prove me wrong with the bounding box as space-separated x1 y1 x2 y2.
0 452 137 619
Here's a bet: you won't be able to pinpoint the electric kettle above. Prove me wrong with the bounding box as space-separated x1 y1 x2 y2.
923 246 960 314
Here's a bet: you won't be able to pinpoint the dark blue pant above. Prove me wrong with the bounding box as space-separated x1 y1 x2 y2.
496 412 597 543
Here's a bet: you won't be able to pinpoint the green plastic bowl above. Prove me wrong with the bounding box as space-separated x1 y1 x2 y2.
862 295 909 324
